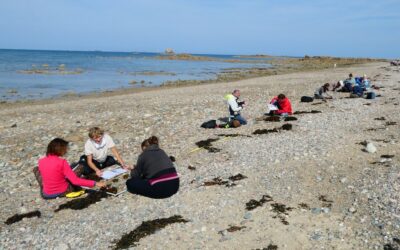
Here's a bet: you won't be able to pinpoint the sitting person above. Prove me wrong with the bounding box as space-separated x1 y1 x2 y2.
33 138 106 199
342 73 357 92
361 74 370 89
314 83 333 100
225 89 247 125
76 127 130 177
269 94 292 116
351 85 365 98
333 80 345 91
126 136 179 199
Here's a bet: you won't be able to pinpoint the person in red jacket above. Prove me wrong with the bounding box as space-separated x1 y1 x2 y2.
269 94 293 116
33 138 106 199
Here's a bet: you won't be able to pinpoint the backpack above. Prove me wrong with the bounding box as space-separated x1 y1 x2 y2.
301 96 314 102
200 120 217 129
366 92 376 99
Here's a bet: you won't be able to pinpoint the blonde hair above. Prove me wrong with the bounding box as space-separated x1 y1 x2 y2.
88 127 104 139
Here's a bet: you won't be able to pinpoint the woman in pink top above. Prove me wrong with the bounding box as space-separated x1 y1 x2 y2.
33 138 106 199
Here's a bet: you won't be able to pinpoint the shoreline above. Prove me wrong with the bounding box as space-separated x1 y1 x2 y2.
0 58 384 109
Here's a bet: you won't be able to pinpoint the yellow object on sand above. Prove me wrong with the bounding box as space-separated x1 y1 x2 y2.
66 190 85 198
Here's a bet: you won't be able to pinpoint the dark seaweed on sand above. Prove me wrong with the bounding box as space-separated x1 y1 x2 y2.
270 203 294 225
255 244 279 250
217 133 252 138
252 123 292 135
226 225 246 232
203 177 229 186
253 128 279 135
246 195 273 210
318 195 333 208
284 116 298 121
55 191 109 212
298 203 310 209
228 173 247 181
293 110 322 114
112 215 188 249
195 138 221 153
5 210 41 225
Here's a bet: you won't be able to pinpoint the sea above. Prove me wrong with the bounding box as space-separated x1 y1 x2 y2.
0 49 272 101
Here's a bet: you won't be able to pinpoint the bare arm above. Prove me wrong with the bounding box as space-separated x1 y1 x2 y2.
111 147 131 169
87 154 103 177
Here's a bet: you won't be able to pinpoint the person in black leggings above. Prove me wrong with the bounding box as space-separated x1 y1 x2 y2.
126 136 179 199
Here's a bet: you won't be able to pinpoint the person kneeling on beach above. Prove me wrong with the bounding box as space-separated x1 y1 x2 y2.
33 138 106 199
314 83 333 100
76 127 130 177
126 136 179 199
269 94 293 116
225 89 247 125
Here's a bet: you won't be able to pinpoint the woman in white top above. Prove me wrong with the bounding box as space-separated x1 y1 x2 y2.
77 127 129 177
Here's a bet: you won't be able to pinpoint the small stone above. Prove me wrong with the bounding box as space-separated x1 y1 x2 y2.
244 212 252 220
56 243 70 250
322 207 331 213
311 208 321 214
340 178 347 183
366 143 377 153
349 207 357 213
11 123 17 128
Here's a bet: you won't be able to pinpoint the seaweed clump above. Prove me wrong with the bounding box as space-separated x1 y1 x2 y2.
195 138 221 153
246 195 273 210
253 128 279 135
55 191 109 212
253 123 292 135
112 215 188 249
293 110 322 114
5 210 41 225
270 203 294 225
203 173 247 187
203 177 229 187
255 244 279 250
318 195 333 208
228 173 247 181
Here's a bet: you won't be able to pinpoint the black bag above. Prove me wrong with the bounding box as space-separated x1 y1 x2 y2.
301 96 314 102
200 120 217 129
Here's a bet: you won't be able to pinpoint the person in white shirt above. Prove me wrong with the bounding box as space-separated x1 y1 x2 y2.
76 127 130 177
225 89 247 125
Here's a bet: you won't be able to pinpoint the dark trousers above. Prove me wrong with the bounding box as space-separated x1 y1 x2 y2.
126 178 179 199
78 155 119 175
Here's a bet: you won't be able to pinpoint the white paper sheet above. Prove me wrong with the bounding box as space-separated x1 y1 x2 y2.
268 104 278 111
101 168 128 180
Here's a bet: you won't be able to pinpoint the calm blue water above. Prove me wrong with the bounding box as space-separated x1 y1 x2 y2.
0 49 272 101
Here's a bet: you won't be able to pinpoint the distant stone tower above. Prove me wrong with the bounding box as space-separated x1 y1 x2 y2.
165 48 175 55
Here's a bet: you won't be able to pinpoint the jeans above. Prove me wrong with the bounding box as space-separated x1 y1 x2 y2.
233 114 247 125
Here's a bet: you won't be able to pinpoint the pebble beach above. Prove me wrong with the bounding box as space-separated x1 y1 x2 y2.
1 62 399 249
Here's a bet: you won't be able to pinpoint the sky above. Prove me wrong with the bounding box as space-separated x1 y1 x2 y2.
0 0 399 58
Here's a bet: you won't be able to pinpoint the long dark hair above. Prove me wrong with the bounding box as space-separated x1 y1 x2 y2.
46 138 68 156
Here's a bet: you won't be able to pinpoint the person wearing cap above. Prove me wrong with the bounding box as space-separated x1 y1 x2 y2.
314 83 333 100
